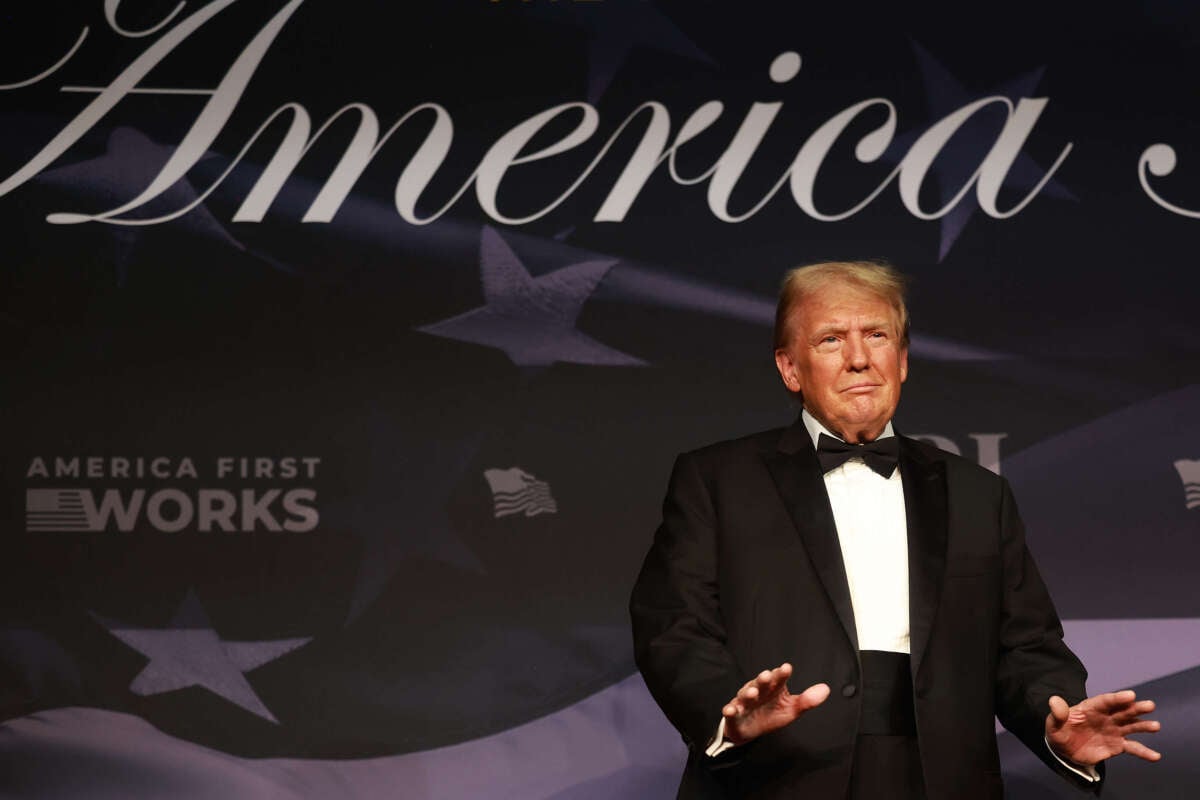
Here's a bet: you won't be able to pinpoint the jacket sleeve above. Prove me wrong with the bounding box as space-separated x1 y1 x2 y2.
992 478 1104 792
630 452 746 754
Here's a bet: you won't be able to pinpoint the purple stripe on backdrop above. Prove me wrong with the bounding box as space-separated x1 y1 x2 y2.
993 617 1200 733
0 675 684 800
4 614 1199 800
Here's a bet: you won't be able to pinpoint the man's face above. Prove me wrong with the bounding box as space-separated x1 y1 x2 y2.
774 283 908 443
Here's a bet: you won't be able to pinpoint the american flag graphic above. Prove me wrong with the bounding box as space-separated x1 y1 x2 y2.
1175 460 1200 510
482 468 558 518
25 489 92 531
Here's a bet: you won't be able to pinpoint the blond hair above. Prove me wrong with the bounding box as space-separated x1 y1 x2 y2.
773 260 910 351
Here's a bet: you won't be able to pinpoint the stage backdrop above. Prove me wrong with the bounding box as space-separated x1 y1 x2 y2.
2 1 1198 797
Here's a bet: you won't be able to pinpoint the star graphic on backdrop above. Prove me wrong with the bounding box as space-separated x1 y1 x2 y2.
418 226 644 368
526 1 713 104
93 591 309 723
36 127 290 285
322 412 486 624
882 42 1076 261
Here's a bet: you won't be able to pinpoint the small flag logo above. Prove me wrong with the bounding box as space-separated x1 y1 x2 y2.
482 468 558 518
25 489 93 531
1175 459 1200 510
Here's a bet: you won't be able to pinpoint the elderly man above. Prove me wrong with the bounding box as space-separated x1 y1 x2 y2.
630 261 1160 799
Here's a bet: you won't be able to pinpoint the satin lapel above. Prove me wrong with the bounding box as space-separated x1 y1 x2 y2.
899 437 948 680
763 420 859 654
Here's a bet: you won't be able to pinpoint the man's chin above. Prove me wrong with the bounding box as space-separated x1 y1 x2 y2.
832 411 893 441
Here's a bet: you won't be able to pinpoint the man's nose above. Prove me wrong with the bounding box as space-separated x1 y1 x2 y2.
845 336 870 370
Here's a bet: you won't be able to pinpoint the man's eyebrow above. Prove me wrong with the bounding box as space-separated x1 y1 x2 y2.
810 323 848 339
810 319 892 338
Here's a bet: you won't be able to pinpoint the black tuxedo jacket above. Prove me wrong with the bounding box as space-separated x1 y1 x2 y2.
630 419 1098 800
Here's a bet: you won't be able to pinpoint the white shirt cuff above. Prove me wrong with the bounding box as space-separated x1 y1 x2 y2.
1045 736 1101 782
705 716 737 757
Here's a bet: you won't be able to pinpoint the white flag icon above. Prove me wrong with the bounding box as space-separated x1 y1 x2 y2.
1174 459 1200 510
482 468 558 518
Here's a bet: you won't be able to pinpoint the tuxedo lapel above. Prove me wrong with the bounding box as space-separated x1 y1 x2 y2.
898 436 949 680
763 419 859 654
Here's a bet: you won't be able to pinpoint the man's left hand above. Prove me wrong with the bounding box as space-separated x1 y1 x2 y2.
1045 690 1162 766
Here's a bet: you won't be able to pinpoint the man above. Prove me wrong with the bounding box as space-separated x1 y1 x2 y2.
630 261 1161 799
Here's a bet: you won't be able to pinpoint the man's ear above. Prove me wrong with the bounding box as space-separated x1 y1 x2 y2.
899 346 909 384
774 349 799 392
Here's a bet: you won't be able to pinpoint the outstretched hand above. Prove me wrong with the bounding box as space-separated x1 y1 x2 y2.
721 662 830 746
1045 690 1162 766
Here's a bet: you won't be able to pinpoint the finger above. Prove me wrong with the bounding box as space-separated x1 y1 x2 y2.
1120 719 1162 736
772 663 794 681
1112 699 1156 724
738 685 759 704
753 671 782 695
756 668 784 695
1123 739 1162 762
793 682 831 713
1088 689 1138 712
754 664 795 700
723 701 743 719
1047 695 1070 728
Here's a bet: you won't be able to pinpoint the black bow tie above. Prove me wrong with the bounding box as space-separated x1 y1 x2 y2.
816 433 899 478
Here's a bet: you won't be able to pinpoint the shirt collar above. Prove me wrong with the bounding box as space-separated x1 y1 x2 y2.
801 408 895 449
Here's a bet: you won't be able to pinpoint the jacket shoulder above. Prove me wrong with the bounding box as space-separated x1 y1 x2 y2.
679 428 785 466
900 434 1010 497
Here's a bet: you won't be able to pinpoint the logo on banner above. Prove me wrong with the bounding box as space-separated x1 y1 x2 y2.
483 467 558 518
23 456 321 532
1175 459 1200 510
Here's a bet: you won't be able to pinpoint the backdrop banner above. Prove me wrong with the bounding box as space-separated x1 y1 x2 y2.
2 1 1198 797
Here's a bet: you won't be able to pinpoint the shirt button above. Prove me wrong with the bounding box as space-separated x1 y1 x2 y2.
842 684 857 698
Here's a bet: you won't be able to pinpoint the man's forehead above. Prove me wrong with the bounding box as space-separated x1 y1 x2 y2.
794 287 898 327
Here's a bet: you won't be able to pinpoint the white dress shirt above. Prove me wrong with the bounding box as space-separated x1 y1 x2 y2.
800 410 909 654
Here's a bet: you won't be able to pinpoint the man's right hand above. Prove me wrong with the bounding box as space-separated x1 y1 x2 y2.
721 662 831 745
